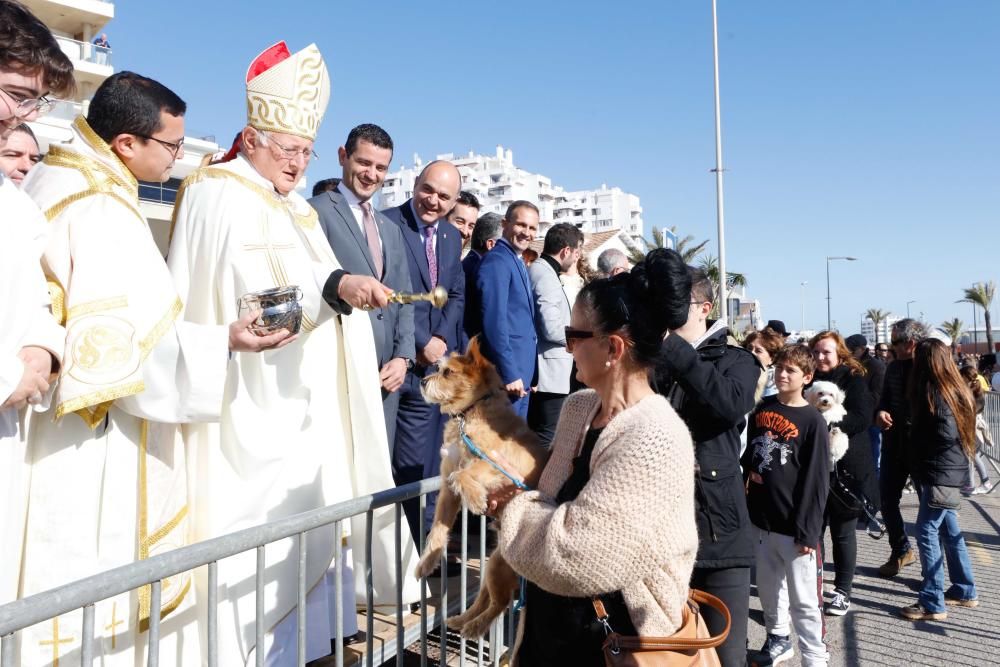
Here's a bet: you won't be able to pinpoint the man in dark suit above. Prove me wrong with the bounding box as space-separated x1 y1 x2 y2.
382 160 465 541
461 212 502 345
309 124 414 451
476 200 539 418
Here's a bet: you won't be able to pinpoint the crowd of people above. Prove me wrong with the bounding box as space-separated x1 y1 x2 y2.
0 1 990 666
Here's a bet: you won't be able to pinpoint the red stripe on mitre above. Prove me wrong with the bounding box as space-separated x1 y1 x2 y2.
246 41 291 83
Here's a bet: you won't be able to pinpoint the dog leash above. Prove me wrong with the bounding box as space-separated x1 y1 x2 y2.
456 415 531 491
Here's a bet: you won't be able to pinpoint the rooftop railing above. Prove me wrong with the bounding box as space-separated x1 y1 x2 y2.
55 36 112 68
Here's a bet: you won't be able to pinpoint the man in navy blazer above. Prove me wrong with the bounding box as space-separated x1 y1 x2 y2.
461 212 502 345
310 124 414 451
381 160 465 542
476 201 539 418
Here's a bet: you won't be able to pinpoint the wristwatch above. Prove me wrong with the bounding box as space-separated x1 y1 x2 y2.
405 358 416 371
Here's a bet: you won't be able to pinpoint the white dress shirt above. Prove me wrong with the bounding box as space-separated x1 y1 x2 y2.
338 181 382 254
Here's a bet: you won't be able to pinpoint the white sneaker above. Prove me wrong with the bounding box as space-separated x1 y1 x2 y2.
972 484 990 495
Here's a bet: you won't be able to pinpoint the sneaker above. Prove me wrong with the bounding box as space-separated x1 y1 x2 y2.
961 486 975 497
944 593 979 608
877 549 916 577
824 588 850 616
899 603 947 621
972 484 990 495
753 633 794 665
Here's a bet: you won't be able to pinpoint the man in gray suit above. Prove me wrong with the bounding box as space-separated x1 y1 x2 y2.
309 124 415 451
527 222 584 447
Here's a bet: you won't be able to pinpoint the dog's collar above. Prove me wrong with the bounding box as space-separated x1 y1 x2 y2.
449 390 500 420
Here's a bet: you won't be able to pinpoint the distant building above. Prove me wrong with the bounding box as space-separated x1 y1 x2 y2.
860 314 902 346
23 0 222 255
380 144 644 238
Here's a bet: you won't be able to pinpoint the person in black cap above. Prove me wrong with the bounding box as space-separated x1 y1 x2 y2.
846 334 886 478
766 319 791 338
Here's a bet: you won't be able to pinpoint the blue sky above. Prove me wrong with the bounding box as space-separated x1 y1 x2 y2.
105 1 999 334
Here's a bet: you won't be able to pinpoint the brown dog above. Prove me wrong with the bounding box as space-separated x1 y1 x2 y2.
417 337 548 638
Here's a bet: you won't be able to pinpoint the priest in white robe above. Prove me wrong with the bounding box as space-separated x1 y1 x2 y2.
18 72 290 667
168 41 421 666
0 169 63 608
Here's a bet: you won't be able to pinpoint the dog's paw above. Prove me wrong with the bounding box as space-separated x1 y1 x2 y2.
829 429 849 464
449 470 489 514
414 549 443 579
461 614 494 639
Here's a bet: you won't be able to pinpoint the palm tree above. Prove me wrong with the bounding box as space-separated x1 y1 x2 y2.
672 225 709 264
940 318 964 350
864 308 889 345
961 281 996 351
699 254 748 291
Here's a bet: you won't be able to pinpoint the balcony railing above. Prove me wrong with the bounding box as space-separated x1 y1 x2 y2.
55 36 112 68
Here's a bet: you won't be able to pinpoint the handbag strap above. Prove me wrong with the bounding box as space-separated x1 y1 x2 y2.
592 588 731 650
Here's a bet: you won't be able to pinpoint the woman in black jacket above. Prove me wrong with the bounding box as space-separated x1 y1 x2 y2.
810 331 875 617
899 339 978 620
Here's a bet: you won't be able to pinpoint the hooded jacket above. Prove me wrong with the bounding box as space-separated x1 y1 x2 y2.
651 320 762 568
911 390 971 488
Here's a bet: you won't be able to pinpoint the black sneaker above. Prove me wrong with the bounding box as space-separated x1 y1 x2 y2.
824 588 850 616
752 633 794 665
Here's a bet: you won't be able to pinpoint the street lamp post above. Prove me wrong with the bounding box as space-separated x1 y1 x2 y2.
906 300 916 318
826 256 857 331
710 0 728 325
800 281 807 332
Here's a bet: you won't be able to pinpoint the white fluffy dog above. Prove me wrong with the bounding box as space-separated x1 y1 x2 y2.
804 380 850 465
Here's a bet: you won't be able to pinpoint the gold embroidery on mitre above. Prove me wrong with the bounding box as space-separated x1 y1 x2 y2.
246 43 330 141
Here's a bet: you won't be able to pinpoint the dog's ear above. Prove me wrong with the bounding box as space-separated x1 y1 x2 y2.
467 336 487 368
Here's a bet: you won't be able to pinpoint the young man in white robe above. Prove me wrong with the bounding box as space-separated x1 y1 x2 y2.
0 0 76 609
167 41 422 666
18 71 295 666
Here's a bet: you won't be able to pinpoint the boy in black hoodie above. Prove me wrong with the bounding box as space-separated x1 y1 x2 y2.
743 345 830 667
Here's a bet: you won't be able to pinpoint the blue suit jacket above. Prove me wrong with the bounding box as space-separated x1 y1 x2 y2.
461 250 483 344
476 238 537 386
381 200 465 356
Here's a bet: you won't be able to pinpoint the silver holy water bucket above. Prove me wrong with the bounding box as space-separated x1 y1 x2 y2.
237 285 303 336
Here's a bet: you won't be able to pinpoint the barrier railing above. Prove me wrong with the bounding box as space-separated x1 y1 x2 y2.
978 391 1000 491
0 477 514 667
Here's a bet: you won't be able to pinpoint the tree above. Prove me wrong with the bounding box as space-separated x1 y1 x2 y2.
699 254 748 291
864 308 889 345
627 225 710 265
940 318 964 350
961 281 996 352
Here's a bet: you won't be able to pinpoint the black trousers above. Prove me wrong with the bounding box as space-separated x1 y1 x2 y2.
526 391 566 449
825 510 858 596
393 372 444 545
691 566 750 667
879 441 913 557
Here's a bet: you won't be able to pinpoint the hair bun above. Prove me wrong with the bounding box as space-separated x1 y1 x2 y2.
629 248 691 331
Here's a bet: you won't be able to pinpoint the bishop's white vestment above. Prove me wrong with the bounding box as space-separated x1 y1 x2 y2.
17 117 230 666
167 154 420 666
0 173 64 607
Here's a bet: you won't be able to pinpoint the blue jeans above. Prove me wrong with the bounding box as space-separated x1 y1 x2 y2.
915 496 977 612
868 426 882 478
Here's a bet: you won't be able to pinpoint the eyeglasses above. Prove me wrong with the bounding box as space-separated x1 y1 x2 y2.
565 326 599 352
876 347 889 353
0 85 54 119
890 339 905 346
261 131 317 162
136 134 184 158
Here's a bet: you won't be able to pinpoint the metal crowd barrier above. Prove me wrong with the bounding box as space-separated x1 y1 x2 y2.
0 477 515 667
978 391 1000 490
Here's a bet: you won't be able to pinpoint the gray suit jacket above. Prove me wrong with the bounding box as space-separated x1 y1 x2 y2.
528 256 572 394
309 189 415 368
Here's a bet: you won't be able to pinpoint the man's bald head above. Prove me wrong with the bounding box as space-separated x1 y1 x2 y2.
412 160 461 225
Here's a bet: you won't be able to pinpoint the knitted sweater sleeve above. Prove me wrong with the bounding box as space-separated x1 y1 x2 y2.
497 399 696 597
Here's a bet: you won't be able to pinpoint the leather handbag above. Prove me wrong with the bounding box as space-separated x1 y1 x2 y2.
593 589 730 667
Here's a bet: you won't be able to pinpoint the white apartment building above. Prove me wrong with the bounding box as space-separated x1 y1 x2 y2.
23 0 221 254
380 144 644 237
860 314 902 345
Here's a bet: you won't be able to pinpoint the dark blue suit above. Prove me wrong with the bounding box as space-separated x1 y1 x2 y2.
461 250 484 345
381 199 465 541
476 238 537 418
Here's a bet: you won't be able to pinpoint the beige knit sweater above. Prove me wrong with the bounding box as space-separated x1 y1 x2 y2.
498 389 698 637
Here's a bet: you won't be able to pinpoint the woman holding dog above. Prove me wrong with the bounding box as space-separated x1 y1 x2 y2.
487 249 699 667
809 331 875 617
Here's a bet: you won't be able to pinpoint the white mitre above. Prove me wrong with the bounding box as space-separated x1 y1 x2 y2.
245 41 330 141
